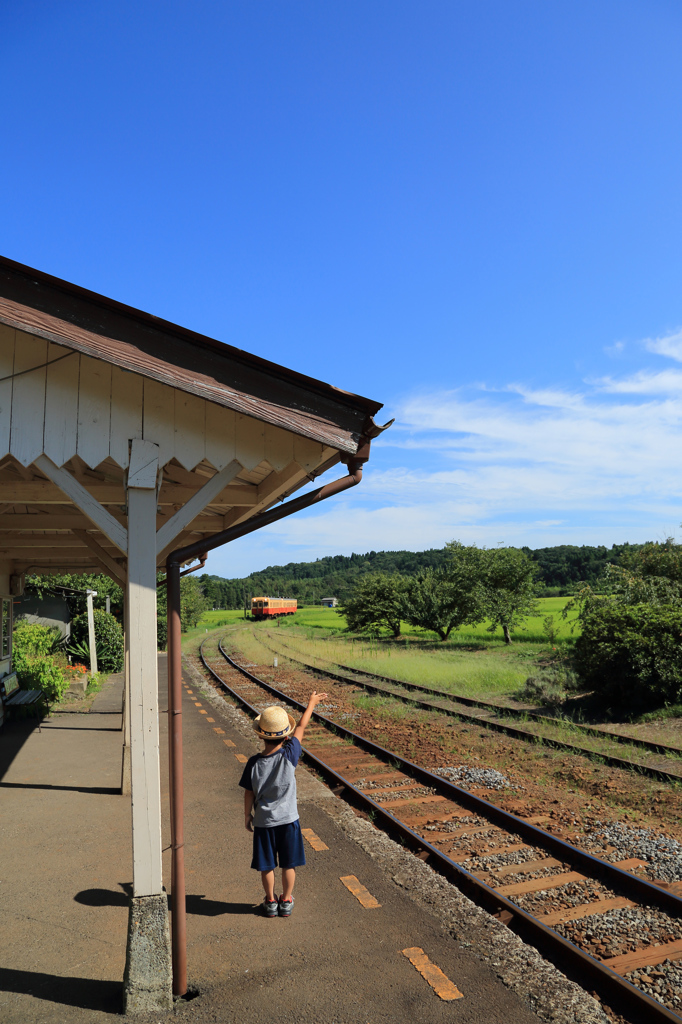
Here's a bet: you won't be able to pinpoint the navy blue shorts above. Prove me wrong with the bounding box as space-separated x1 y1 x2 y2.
251 819 306 872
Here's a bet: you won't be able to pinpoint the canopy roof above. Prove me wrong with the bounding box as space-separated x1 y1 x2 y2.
0 256 383 454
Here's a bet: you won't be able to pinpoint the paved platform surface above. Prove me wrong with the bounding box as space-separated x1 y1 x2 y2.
0 655 542 1024
90 671 124 713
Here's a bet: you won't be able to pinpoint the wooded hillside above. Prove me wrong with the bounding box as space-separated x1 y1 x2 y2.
198 542 646 610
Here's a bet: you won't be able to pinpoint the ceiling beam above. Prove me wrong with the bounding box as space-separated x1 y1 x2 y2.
0 534 110 546
0 482 258 506
0 513 224 531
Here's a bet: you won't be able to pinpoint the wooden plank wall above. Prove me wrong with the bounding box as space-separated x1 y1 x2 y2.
0 325 325 472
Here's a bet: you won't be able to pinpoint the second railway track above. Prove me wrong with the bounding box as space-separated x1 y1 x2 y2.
254 630 682 784
199 635 682 1024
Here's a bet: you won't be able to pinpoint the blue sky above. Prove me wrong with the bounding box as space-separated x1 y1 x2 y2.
3 1 682 577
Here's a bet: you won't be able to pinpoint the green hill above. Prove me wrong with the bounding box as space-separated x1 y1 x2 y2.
198 542 645 610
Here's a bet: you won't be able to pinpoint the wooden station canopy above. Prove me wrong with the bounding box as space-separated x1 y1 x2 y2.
0 256 385 580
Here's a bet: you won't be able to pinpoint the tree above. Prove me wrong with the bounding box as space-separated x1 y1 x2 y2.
403 544 488 641
179 576 208 631
342 572 407 637
573 601 682 711
25 572 123 621
482 547 539 644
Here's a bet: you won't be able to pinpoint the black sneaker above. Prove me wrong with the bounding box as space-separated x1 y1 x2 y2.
278 895 294 918
262 897 278 917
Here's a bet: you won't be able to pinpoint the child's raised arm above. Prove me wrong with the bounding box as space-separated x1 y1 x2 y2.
293 691 328 743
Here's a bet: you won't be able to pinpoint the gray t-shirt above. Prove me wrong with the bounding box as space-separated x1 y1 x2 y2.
239 737 301 828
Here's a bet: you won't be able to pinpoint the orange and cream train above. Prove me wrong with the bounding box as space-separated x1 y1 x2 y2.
251 596 297 619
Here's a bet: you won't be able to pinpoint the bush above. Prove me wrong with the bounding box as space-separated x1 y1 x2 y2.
573 602 682 711
18 656 69 702
12 622 68 701
520 665 580 709
157 617 167 651
71 609 124 672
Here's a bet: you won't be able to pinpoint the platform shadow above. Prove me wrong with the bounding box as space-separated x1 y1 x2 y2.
0 782 120 794
75 887 257 915
0 967 120 1013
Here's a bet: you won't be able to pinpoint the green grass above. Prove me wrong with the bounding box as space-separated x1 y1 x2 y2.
180 608 245 648
262 596 578 643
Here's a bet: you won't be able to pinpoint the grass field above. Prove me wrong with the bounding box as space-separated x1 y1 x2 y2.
180 599 578 702
247 596 579 643
206 597 576 701
270 630 537 699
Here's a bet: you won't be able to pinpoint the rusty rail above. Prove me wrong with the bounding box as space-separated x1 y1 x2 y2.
201 638 682 1024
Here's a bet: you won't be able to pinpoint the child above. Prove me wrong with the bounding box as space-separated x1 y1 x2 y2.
239 691 328 917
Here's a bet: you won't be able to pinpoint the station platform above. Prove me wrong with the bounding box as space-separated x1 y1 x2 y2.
0 655 554 1024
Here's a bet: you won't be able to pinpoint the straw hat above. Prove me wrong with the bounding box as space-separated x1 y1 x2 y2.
253 705 296 741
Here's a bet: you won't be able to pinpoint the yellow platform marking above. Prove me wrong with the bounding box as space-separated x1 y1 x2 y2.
199 710 208 715
186 690 193 695
340 875 381 908
206 717 215 723
235 753 248 763
401 948 463 1001
214 727 225 735
194 702 202 706
301 828 329 851
223 739 235 747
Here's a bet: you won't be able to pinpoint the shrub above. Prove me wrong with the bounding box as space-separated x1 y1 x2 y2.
573 601 682 711
12 622 69 701
13 620 64 658
18 656 69 702
520 665 580 709
157 617 167 651
71 609 124 672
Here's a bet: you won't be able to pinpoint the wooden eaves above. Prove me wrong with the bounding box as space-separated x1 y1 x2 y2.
0 256 387 579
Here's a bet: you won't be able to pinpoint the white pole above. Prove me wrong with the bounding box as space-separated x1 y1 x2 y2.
86 590 98 675
127 484 163 896
123 439 171 1013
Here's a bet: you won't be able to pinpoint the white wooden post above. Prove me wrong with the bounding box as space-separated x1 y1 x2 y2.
86 590 98 675
123 439 171 1013
121 596 131 794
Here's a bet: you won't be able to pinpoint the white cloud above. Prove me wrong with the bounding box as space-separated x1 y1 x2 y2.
644 328 682 362
596 369 682 394
206 345 682 576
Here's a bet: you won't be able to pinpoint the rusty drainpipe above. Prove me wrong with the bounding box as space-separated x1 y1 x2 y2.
166 443 370 997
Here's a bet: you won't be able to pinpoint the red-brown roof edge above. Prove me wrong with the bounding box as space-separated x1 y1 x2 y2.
0 255 382 419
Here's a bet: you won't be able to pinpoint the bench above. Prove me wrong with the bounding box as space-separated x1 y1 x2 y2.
0 672 47 731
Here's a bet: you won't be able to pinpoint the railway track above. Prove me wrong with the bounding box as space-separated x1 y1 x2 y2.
199 634 682 1024
255 630 682 784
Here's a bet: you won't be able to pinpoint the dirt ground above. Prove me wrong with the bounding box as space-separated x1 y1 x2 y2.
208 637 682 853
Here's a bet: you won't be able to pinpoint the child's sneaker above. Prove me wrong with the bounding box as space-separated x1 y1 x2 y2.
278 895 294 917
262 897 278 918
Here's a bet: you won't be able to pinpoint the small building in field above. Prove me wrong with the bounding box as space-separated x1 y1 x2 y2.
320 596 338 607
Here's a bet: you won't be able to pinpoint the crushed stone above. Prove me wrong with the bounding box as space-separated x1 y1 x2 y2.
434 764 511 790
